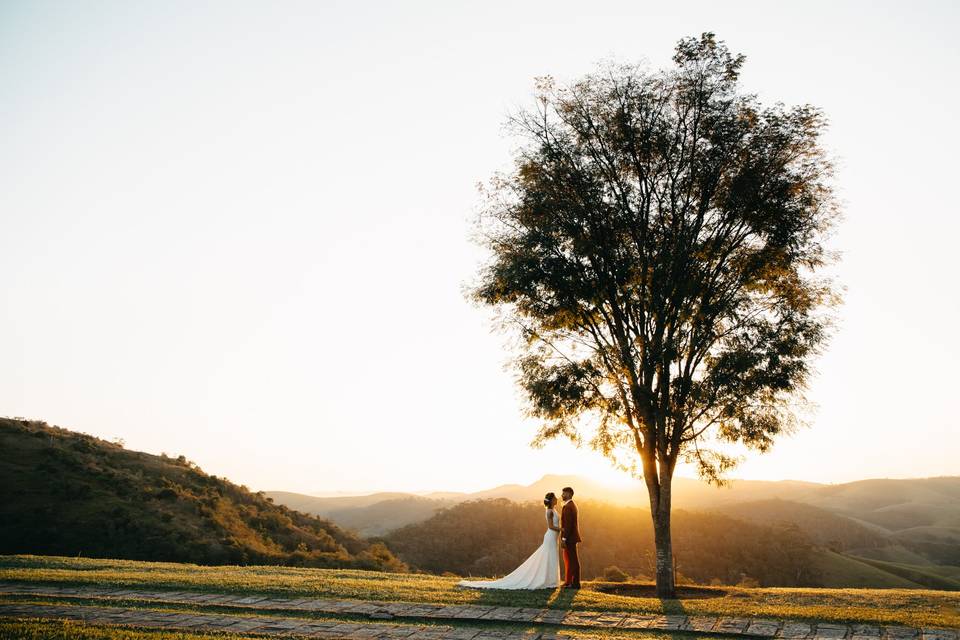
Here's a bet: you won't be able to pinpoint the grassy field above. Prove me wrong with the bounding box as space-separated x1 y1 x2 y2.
1 555 959 630
0 621 255 640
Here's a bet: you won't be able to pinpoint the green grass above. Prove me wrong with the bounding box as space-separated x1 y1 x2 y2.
0 620 256 640
0 594 360 622
2 555 959 629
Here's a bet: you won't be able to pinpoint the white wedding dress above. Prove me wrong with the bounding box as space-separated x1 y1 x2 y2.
457 508 561 590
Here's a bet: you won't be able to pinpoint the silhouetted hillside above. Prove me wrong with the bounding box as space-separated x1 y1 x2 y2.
0 418 406 571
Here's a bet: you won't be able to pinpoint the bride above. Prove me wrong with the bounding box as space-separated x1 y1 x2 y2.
458 492 561 590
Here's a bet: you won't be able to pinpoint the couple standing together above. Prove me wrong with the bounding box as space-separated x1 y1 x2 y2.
458 486 582 590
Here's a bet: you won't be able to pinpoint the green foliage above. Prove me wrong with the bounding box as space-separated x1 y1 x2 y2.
466 31 842 486
467 31 843 598
0 418 406 572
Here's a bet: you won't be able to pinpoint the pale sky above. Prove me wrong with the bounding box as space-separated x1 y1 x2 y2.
2 1 958 495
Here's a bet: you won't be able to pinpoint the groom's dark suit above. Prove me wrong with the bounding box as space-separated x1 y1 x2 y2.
560 500 581 588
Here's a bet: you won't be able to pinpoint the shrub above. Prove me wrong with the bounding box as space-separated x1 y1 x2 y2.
602 565 629 582
675 570 697 585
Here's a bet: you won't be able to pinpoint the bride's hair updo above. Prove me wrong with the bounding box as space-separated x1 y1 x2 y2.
543 492 556 507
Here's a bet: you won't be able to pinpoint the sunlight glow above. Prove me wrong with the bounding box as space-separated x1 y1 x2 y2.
1 1 958 495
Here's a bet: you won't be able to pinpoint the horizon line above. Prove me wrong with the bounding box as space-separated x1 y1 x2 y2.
260 473 960 499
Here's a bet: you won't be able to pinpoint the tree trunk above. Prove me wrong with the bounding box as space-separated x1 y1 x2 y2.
652 508 675 597
649 477 675 598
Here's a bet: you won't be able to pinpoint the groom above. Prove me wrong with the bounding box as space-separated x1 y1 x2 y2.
560 486 581 589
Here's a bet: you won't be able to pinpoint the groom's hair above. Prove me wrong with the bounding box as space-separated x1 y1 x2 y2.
562 486 574 495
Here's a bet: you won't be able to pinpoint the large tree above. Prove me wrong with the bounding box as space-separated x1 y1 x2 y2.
465 33 842 597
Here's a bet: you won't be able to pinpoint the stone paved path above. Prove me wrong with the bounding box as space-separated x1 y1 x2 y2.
1 581 957 640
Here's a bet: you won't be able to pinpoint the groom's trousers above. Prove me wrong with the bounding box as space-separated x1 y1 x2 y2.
563 542 581 587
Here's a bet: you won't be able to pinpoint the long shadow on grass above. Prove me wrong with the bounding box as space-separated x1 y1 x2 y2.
658 596 690 617
467 585 577 610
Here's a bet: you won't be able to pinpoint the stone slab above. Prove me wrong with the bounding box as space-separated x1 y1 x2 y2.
746 619 784 638
647 614 688 631
480 607 524 621
533 611 567 624
688 616 720 633
717 618 754 634
780 622 815 639
886 628 920 640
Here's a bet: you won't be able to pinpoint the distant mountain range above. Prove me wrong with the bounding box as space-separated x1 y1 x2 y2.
266 473 956 536
267 473 960 589
5 414 957 590
269 473 833 514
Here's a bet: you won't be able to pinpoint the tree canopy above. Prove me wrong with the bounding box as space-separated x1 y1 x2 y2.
466 32 842 596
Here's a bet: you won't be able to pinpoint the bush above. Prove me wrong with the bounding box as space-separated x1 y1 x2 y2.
602 565 629 582
675 570 697 585
737 575 760 588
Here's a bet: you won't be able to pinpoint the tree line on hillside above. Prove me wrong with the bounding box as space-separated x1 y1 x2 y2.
380 498 823 586
0 418 406 572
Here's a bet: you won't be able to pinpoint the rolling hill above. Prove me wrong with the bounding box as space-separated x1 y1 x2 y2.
265 492 458 537
377 497 821 585
264 474 827 534
0 418 406 571
267 473 960 589
712 499 891 552
807 549 924 589
268 474 960 543
7 413 956 590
